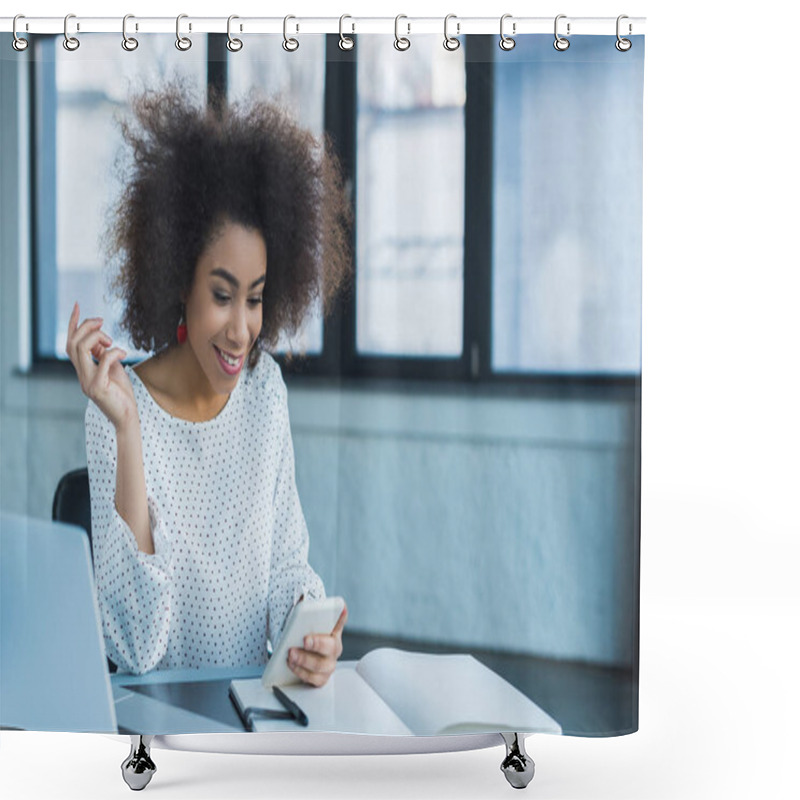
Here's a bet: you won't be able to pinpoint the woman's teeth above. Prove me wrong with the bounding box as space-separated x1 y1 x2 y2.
216 346 241 366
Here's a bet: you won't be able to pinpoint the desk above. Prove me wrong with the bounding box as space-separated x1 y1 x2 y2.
110 631 634 736
112 663 360 735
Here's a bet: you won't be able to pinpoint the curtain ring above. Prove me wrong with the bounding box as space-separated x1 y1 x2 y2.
283 15 299 51
394 15 411 51
499 14 515 51
12 15 29 52
338 14 354 51
122 14 139 51
615 15 632 51
176 14 192 51
227 15 243 52
554 14 570 51
63 14 80 51
443 14 460 51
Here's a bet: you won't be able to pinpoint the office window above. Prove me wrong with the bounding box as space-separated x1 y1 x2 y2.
227 40 327 356
356 36 466 357
30 33 640 388
491 39 642 374
35 35 208 362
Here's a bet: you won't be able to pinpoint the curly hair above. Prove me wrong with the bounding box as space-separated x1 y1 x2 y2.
103 77 352 372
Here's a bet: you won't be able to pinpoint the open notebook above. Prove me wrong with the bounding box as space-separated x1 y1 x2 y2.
230 647 562 736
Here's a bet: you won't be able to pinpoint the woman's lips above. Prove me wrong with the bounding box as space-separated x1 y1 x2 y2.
214 345 243 375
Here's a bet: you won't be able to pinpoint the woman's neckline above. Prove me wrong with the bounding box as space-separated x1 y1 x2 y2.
128 363 240 426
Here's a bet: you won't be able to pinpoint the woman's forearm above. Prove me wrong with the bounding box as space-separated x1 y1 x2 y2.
114 418 154 555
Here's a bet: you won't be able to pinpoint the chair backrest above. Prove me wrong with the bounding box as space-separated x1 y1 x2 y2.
52 468 117 674
52 468 93 556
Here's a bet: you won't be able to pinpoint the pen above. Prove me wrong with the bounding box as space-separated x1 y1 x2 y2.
228 687 293 732
273 685 309 727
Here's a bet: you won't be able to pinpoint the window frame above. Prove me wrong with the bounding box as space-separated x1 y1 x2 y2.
28 34 640 401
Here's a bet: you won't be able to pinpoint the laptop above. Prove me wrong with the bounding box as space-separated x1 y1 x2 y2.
0 510 117 732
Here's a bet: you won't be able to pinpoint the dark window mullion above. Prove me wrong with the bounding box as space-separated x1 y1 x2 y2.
463 35 495 383
207 34 228 104
32 37 57 365
319 33 357 378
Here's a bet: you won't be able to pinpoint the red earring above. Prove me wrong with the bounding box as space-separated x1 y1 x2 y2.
177 308 187 344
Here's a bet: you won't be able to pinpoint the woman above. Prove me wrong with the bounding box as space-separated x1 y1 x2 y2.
66 81 352 683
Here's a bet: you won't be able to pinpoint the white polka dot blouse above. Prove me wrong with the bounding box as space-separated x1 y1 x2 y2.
84 351 325 675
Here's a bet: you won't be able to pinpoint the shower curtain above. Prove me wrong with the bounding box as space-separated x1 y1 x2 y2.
0 20 644 741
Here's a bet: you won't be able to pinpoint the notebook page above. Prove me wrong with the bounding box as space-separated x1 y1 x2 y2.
233 668 413 735
355 648 561 735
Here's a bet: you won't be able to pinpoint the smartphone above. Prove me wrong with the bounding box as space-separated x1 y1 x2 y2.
261 596 345 688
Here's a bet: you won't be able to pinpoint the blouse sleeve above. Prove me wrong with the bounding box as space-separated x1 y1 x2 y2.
84 400 174 675
266 371 326 651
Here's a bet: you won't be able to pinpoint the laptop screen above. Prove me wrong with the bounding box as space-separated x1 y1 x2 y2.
0 511 117 732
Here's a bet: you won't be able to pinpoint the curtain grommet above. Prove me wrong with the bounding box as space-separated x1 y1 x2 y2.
283 15 299 52
554 15 570 51
499 14 516 51
443 14 460 51
615 15 632 51
175 14 192 51
121 14 139 51
338 14 355 51
227 15 243 52
63 13 80 51
12 15 29 51
394 15 411 51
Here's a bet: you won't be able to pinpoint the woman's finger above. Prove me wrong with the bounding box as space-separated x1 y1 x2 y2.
73 315 104 343
66 302 80 349
68 321 101 386
65 304 84 361
289 646 333 675
94 346 127 390
71 324 112 386
290 662 328 687
82 328 113 360
70 318 105 365
289 652 334 687
331 605 348 636
66 304 100 345
301 633 337 658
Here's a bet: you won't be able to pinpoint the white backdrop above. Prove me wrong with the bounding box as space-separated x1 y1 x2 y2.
2 1 798 798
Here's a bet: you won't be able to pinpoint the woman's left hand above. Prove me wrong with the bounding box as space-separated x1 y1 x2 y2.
287 603 348 687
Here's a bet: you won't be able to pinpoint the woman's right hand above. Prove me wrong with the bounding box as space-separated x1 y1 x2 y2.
66 301 137 431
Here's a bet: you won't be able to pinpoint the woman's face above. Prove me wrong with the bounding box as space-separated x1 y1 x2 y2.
182 220 267 392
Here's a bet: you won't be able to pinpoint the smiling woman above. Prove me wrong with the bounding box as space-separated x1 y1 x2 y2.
135 220 270 419
63 77 353 685
103 76 353 371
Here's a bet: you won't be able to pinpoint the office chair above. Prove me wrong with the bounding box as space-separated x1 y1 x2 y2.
52 467 118 674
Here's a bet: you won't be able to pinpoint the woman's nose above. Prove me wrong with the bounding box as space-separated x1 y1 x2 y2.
228 305 249 347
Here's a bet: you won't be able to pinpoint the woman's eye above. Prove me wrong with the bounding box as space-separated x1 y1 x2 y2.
214 292 262 306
